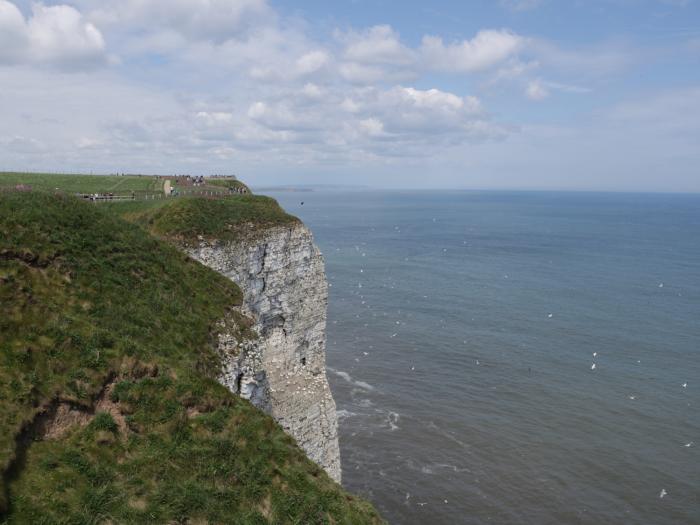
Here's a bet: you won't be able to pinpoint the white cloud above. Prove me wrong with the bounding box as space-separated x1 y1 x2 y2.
338 61 415 84
87 80 491 169
196 111 234 125
243 84 502 153
0 45 514 171
335 25 417 84
340 25 414 65
247 100 324 132
399 87 477 111
359 118 386 137
0 1 106 68
0 1 27 63
300 83 323 99
525 78 591 100
340 97 360 113
196 26 332 83
420 30 524 73
0 66 187 170
295 50 330 75
86 0 270 43
336 26 525 81
247 102 267 120
356 87 491 137
526 80 549 100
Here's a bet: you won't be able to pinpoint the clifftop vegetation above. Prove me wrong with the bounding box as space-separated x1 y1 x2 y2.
205 177 251 194
0 172 164 196
114 195 299 246
0 189 382 524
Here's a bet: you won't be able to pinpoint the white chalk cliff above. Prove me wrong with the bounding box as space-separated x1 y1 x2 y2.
188 223 342 483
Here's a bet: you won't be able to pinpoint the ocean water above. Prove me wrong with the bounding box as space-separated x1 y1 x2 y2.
268 190 700 525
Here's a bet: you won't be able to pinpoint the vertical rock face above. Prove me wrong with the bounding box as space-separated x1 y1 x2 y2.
188 223 341 483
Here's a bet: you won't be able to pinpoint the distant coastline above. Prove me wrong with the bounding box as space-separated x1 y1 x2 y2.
254 186 315 193
253 184 370 193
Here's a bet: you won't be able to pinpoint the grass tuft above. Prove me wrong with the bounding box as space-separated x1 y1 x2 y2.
91 412 118 434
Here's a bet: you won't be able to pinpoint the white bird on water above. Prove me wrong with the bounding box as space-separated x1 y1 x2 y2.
660 489 667 499
684 442 693 447
682 382 687 388
591 363 596 370
593 352 598 357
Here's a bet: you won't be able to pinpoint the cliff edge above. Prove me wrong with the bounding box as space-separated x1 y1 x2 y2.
189 224 341 482
119 195 342 482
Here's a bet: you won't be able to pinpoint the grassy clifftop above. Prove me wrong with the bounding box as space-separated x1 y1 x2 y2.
205 177 251 194
114 195 299 245
0 172 164 195
0 191 381 524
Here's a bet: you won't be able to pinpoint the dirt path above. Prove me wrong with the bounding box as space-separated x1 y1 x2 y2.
107 177 129 191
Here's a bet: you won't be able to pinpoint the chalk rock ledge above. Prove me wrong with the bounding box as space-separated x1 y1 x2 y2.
188 223 341 483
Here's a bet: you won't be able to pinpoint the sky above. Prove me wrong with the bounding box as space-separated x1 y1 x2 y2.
1 0 699 191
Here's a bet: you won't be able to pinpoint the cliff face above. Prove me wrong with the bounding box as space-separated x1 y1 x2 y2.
188 223 342 482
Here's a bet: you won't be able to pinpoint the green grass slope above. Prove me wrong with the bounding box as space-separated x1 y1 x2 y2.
111 195 299 246
0 191 382 524
0 172 164 195
205 178 251 193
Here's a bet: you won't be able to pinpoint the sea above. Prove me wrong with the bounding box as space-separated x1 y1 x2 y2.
267 190 700 525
